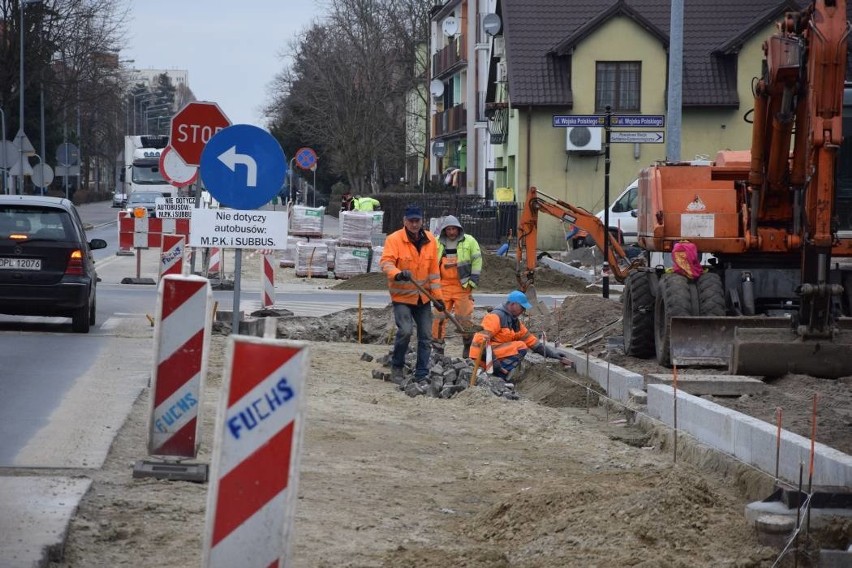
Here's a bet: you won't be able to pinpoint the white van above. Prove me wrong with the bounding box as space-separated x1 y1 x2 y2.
595 179 639 244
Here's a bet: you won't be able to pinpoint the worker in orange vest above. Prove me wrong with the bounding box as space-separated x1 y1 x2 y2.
380 205 445 388
469 290 573 380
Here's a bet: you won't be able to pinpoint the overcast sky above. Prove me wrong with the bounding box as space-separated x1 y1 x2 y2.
123 1 326 127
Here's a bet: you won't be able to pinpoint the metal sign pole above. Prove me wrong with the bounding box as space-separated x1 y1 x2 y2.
232 249 242 333
602 106 611 300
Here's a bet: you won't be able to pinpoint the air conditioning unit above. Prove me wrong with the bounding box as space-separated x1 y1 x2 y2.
493 36 505 58
565 126 603 153
496 61 507 82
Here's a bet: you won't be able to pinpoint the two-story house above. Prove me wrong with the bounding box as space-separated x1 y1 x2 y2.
430 0 846 249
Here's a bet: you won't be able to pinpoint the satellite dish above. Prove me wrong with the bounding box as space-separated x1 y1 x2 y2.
483 13 502 36
429 79 445 97
442 17 459 37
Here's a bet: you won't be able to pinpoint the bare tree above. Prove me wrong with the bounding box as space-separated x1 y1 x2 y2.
266 0 433 194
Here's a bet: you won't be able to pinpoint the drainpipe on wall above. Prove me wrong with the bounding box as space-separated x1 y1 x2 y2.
526 106 532 193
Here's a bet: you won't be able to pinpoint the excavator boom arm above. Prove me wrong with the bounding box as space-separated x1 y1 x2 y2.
517 186 637 290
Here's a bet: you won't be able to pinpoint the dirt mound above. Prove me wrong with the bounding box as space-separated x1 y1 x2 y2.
514 362 604 407
333 252 590 293
527 294 624 346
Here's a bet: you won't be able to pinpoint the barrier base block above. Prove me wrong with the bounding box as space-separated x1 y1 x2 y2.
115 249 135 257
120 277 157 285
132 460 208 483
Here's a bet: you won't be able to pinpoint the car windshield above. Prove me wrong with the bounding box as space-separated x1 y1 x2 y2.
0 206 74 241
128 192 161 205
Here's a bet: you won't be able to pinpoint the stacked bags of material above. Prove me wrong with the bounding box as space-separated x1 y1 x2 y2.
339 211 374 246
295 242 329 277
290 206 325 237
278 236 307 268
334 245 371 279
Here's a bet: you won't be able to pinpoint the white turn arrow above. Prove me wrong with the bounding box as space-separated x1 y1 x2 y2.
217 146 258 187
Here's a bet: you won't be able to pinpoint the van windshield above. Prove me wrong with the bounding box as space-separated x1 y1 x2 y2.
132 164 167 185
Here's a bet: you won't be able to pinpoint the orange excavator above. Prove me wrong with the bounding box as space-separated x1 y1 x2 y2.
518 0 852 378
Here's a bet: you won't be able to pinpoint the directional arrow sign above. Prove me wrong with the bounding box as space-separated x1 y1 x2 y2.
199 124 287 210
610 131 665 144
218 146 258 186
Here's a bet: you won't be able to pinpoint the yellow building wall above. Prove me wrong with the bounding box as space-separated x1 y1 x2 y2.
507 17 776 250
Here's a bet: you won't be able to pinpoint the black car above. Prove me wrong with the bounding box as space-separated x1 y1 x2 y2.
0 196 107 332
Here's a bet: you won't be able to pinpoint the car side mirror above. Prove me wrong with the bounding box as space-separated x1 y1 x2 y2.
631 209 638 217
89 238 108 250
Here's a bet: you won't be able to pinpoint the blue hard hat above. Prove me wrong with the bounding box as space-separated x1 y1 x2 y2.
507 290 532 310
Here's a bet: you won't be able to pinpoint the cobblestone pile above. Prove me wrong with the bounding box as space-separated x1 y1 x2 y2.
366 349 519 400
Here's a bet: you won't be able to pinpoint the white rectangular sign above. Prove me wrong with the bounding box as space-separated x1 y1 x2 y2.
610 131 665 144
156 197 196 219
190 209 288 249
681 213 715 237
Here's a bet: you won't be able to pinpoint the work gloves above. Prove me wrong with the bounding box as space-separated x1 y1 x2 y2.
433 300 446 312
395 270 412 281
466 275 480 289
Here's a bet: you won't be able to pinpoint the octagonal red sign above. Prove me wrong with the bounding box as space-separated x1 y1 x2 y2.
169 101 231 166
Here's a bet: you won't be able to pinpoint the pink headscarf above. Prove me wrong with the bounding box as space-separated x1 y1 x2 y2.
671 241 703 280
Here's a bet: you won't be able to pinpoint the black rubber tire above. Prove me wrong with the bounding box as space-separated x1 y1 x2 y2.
654 273 691 365
697 272 725 316
89 293 97 326
623 271 655 357
72 303 91 333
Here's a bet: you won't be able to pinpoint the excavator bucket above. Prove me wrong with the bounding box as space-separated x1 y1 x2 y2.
523 284 550 315
730 324 852 379
670 316 852 378
670 316 797 367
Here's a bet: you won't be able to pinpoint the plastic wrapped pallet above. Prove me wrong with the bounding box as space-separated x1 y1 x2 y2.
370 211 385 235
369 246 383 273
334 245 371 279
290 205 325 237
321 238 337 270
295 242 329 277
338 211 373 246
278 236 307 268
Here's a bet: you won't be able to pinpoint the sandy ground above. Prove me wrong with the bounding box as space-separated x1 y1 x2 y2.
46 244 849 566
51 338 789 567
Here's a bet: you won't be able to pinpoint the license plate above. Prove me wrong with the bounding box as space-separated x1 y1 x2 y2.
0 257 41 270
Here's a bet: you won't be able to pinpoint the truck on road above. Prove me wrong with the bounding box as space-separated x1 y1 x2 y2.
120 135 173 200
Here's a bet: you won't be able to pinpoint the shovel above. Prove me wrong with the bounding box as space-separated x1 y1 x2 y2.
410 279 482 338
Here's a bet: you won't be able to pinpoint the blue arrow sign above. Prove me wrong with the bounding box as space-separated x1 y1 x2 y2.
199 125 288 210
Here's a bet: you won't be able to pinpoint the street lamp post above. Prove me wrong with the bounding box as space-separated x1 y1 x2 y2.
17 0 43 195
0 107 6 195
129 92 153 135
288 157 296 204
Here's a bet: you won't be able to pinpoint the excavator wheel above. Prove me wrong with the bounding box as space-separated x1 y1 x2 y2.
697 272 726 316
623 271 655 357
654 273 692 366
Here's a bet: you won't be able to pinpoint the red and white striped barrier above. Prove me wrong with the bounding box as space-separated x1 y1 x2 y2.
203 337 308 568
208 247 222 276
160 235 186 278
261 253 275 307
148 275 213 458
117 211 191 253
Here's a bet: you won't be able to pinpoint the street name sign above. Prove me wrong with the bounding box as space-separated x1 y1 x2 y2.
610 131 665 144
552 115 605 127
170 102 232 166
552 114 666 128
199 124 288 210
189 208 288 249
610 115 665 127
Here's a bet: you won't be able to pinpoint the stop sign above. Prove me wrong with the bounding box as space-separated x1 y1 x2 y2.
169 101 231 166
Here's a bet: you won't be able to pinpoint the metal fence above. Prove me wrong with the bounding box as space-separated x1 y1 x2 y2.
376 193 518 247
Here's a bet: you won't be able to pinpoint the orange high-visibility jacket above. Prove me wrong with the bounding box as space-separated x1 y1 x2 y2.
469 305 539 361
380 229 443 305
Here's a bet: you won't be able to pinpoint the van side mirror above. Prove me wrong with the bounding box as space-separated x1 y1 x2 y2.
631 210 638 218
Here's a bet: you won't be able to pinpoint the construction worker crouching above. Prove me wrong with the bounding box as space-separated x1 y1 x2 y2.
469 290 574 381
353 195 381 211
380 205 445 389
432 215 482 358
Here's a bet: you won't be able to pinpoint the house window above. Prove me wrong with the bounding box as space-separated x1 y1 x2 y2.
595 62 640 112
